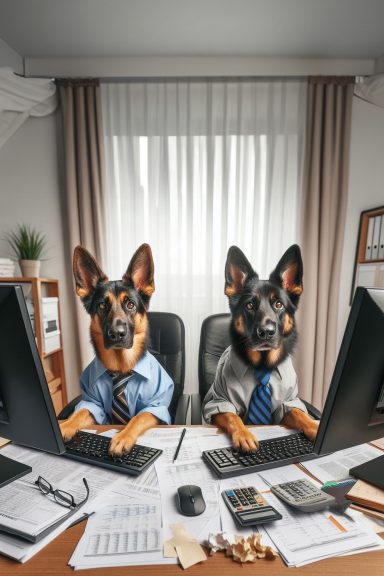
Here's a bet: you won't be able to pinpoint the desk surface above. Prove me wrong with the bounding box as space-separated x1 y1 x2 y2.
1 426 383 576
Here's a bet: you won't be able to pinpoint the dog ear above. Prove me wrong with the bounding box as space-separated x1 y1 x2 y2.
269 244 303 305
73 246 108 300
122 243 155 305
225 246 256 297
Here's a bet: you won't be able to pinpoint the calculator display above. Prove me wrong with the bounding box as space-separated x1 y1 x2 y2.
240 510 277 520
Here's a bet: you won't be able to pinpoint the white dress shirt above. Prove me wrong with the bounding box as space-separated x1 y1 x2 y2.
202 346 307 424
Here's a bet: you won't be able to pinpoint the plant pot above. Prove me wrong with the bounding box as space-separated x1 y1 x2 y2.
19 259 41 278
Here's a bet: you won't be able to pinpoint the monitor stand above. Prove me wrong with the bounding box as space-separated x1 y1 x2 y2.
0 454 31 488
349 454 384 490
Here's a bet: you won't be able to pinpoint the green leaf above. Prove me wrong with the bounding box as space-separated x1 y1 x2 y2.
4 224 47 260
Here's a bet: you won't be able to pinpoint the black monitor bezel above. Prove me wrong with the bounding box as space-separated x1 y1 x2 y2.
0 283 65 455
314 286 384 456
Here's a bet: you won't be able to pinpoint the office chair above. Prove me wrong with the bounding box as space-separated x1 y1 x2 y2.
190 313 322 424
58 311 190 425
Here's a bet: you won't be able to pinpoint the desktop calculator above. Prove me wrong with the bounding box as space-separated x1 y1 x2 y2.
270 478 336 512
222 486 282 527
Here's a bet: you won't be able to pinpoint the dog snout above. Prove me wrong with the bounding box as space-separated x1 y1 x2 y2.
107 320 128 343
256 322 276 341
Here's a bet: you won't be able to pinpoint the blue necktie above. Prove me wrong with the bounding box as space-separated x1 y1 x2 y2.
247 368 273 425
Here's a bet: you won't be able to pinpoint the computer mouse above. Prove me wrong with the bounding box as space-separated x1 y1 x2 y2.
176 484 206 516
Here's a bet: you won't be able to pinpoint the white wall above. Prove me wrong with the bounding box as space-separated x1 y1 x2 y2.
0 37 23 74
338 96 384 344
0 113 82 401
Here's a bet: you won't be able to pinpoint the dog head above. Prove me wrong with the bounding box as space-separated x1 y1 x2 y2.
73 244 154 354
224 244 303 368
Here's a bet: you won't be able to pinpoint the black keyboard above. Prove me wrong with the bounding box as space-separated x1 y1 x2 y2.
62 431 162 476
202 432 317 479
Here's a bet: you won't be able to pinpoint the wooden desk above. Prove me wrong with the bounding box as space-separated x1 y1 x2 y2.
1 426 383 576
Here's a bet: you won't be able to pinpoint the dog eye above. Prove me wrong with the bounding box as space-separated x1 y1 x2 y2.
246 302 254 310
98 302 106 310
274 300 284 310
125 299 135 310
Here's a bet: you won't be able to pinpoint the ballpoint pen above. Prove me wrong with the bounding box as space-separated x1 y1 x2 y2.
173 427 187 462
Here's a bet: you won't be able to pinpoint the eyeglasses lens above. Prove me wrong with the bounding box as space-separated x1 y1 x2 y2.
54 490 74 508
38 476 52 495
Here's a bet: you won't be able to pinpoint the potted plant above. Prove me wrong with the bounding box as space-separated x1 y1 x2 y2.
5 224 46 278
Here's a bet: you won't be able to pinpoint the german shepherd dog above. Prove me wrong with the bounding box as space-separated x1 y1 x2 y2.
59 243 163 455
212 244 319 451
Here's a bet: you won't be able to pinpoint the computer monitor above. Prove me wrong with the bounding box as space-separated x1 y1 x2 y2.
0 284 65 488
314 286 384 486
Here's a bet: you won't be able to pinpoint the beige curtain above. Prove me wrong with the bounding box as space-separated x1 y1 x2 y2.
296 77 355 410
58 79 107 372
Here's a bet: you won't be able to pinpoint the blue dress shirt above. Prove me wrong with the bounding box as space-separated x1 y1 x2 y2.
74 351 174 425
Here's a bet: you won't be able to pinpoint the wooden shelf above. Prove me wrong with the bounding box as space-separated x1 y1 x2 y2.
43 347 63 358
351 205 384 302
0 277 68 415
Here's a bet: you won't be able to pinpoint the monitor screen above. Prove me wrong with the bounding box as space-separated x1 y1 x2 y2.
314 287 384 484
0 284 65 487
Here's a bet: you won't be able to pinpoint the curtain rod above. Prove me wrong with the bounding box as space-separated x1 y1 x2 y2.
54 75 357 85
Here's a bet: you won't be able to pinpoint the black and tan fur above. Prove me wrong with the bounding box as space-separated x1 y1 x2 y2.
59 244 160 455
213 244 319 451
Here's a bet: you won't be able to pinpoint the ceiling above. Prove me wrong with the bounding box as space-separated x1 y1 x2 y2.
1 0 384 61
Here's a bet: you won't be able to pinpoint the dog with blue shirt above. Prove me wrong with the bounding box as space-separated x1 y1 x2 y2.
59 244 174 455
203 244 319 452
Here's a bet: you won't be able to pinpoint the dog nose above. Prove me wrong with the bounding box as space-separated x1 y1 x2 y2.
257 322 276 340
107 322 128 342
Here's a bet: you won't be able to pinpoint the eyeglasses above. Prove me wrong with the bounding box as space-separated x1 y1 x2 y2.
35 476 89 509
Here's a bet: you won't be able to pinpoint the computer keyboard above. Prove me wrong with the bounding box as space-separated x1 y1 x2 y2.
62 430 162 476
202 432 317 478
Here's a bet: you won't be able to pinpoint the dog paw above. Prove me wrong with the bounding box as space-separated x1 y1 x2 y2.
59 420 78 442
109 430 136 455
231 428 259 452
302 420 319 442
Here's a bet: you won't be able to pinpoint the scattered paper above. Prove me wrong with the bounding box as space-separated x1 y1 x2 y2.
228 534 278 563
300 444 383 483
69 497 165 569
164 523 206 569
262 491 382 566
197 425 299 453
258 463 320 487
140 426 219 439
143 434 202 463
207 532 278 563
2 431 384 569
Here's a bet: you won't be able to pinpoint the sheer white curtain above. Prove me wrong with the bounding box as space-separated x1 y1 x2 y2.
101 79 307 392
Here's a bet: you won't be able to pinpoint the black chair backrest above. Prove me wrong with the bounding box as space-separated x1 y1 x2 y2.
198 313 231 398
147 311 185 423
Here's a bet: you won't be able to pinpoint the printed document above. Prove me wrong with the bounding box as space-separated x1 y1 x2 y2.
300 444 383 483
68 497 176 569
197 425 298 452
0 443 120 538
0 443 159 562
262 491 382 566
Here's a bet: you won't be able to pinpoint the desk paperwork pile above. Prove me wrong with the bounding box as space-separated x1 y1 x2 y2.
0 427 383 568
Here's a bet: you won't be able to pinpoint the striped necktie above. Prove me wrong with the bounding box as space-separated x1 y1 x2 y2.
247 368 273 425
109 372 132 424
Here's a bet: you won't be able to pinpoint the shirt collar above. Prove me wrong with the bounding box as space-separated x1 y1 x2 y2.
92 351 151 381
228 345 282 381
